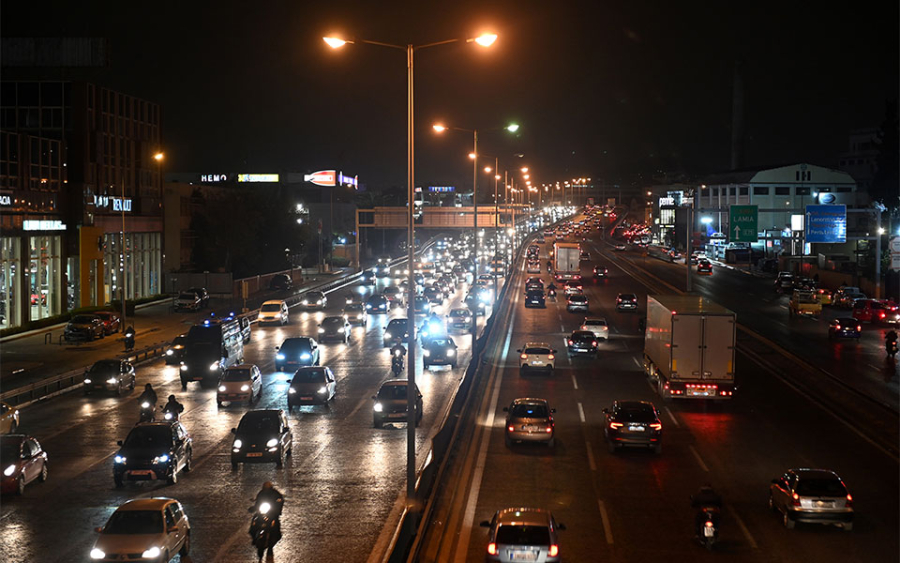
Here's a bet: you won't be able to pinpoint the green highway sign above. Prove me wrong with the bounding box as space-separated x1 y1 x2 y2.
729 205 758 242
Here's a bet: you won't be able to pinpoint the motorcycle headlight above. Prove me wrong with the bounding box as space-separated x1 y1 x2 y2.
166 350 174 356
374 402 384 412
106 378 118 385
259 502 271 515
90 548 106 560
141 547 161 559
276 353 285 360
152 454 169 464
240 385 250 391
266 438 278 448
209 361 220 371
317 386 327 394
4 464 16 476
83 378 92 384
164 412 174 420
219 385 227 392
114 455 126 464
141 402 151 409
180 365 188 371
233 439 242 450
300 353 311 360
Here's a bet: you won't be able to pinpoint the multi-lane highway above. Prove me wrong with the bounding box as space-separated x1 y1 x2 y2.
0 268 488 563
419 220 898 563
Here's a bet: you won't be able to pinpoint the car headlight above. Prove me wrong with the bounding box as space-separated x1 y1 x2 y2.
166 350 174 356
240 385 250 391
374 402 384 412
423 350 431 357
180 364 188 371
106 378 118 385
142 547 161 559
273 312 282 318
447 349 455 356
141 402 151 409
317 386 327 394
318 328 325 333
316 300 323 305
300 353 311 360
152 454 169 464
302 299 309 305
233 439 242 449
337 327 344 333
288 388 296 394
84 378 92 384
90 548 106 560
4 464 16 476
357 314 363 319
276 353 285 360
209 361 220 371
218 385 227 392
266 438 278 448
384 332 392 339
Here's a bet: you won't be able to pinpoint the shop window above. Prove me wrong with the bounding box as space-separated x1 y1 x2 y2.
753 187 769 195
775 187 790 195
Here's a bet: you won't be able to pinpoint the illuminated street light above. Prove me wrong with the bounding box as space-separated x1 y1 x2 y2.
323 37 350 48
471 33 498 47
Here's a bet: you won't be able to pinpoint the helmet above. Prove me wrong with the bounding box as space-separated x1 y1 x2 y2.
262 481 274 490
145 383 153 390
168 395 176 401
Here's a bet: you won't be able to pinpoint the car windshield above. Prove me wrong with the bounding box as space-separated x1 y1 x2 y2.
88 360 119 374
450 310 469 318
178 293 197 300
292 369 326 383
430 339 451 347
585 320 607 327
796 477 847 496
572 331 594 339
222 369 251 382
345 304 363 312
238 413 280 434
261 303 282 312
281 339 312 352
123 426 171 449
614 407 656 422
171 336 187 347
524 347 551 355
570 295 587 302
496 525 550 546
322 318 343 327
306 292 324 300
104 510 164 535
388 320 407 329
511 404 549 418
378 385 409 400
71 315 96 324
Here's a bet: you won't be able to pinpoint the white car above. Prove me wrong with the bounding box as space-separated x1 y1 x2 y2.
90 498 190 562
217 364 263 406
580 318 609 341
257 300 289 325
517 342 557 376
613 243 627 251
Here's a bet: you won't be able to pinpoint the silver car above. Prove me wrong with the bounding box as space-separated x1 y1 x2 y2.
480 507 565 563
769 468 854 530
504 398 555 447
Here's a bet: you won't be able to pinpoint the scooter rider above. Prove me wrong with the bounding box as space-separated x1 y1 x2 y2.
886 329 898 355
250 481 284 556
547 282 557 296
391 341 407 364
139 384 158 409
123 326 136 352
162 395 184 420
690 484 723 538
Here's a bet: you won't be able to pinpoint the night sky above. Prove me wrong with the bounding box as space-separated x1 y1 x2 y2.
3 1 897 189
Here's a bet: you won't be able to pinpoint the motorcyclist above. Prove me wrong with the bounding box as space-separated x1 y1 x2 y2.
886 330 898 356
139 384 158 408
123 326 136 352
162 395 184 419
250 481 284 556
690 485 723 538
547 282 557 296
390 341 407 359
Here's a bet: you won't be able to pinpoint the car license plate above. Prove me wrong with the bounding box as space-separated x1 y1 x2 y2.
522 425 538 432
509 551 537 561
703 526 715 537
246 452 263 457
300 396 313 401
129 470 152 476
689 389 710 397
628 425 645 432
388 413 405 418
815 500 833 507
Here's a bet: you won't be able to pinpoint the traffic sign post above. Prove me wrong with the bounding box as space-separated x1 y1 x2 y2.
729 205 758 243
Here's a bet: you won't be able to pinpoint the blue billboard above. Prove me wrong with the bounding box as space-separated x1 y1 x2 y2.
805 204 846 243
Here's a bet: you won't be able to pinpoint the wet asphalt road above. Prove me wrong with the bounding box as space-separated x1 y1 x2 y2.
0 273 486 563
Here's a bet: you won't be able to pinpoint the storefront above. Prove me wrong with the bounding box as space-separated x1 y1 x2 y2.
101 231 161 304
0 220 67 330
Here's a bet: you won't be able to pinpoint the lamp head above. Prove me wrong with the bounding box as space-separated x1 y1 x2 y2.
323 37 349 49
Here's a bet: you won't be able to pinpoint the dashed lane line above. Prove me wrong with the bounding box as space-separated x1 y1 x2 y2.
727 503 759 549
663 407 680 427
689 444 709 472
577 402 586 423
585 440 597 471
571 374 579 390
597 500 615 544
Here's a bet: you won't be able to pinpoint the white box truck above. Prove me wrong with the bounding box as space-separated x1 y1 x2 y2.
553 242 581 281
643 295 736 400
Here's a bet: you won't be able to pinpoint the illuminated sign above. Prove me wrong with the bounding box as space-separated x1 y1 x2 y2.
238 174 279 183
428 186 455 193
806 204 846 243
92 195 132 212
658 197 675 206
338 172 358 188
200 174 229 182
24 220 66 231
0 194 11 206
304 170 358 188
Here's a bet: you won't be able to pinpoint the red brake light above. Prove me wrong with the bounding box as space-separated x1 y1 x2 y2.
609 422 623 429
791 492 801 506
846 493 853 507
507 425 515 432
487 542 497 555
592 341 598 346
521 353 528 359
568 340 574 345
548 545 559 557
547 354 555 360
649 422 662 430
857 325 862 331
704 520 714 528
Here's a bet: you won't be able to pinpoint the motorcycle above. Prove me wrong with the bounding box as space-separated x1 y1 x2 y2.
162 406 181 421
695 507 720 551
249 502 281 562
139 401 156 423
391 350 404 377
547 288 557 299
123 327 136 353
887 339 898 359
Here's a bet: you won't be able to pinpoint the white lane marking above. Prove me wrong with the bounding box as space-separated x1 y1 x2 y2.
455 288 519 562
585 440 597 471
689 445 709 472
663 407 680 427
597 499 615 544
868 363 880 372
577 402 586 423
559 323 565 333
645 379 657 393
632 356 642 369
728 503 759 549
612 325 620 334
571 374 579 390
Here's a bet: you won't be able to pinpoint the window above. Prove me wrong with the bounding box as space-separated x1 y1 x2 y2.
753 187 769 195
739 187 748 196
818 187 832 192
712 188 719 196
796 187 810 195
775 187 790 196
836 187 852 192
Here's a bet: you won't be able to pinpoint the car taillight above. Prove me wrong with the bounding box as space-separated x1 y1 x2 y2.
548 545 559 557
545 426 553 433
857 325 862 331
487 542 498 555
649 422 662 430
547 354 555 360
704 520 714 528
791 492 801 507
880 312 885 318
507 425 515 432
568 340 574 345
609 422 623 429
592 341 598 346
521 354 528 359
845 493 853 507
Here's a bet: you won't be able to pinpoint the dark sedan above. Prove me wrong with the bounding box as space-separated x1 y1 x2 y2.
524 290 546 308
83 359 136 396
827 318 861 340
287 367 336 408
603 400 662 454
230 410 292 468
566 330 598 357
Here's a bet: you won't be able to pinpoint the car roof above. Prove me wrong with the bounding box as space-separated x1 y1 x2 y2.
790 468 843 480
380 379 409 388
571 330 594 337
495 507 553 526
583 318 606 323
226 364 257 371
615 400 655 410
524 342 551 348
511 398 549 406
262 300 285 305
322 316 345 322
282 337 313 344
0 434 26 445
242 409 283 418
116 498 177 511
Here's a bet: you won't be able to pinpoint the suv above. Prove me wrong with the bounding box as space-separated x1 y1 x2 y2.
603 401 662 454
258 300 289 325
383 318 410 347
423 337 458 369
769 468 854 530
517 343 556 376
524 289 546 308
64 314 105 342
90 498 191 563
566 294 589 312
83 359 136 396
480 507 565 563
230 409 293 468
372 380 422 428
615 293 638 311
275 337 319 371
114 421 193 487
504 398 556 447
566 330 598 356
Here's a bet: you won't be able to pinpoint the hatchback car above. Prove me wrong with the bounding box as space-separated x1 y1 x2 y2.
579 251 591 262
114 421 193 487
465 292 488 316
423 337 458 369
217 364 262 406
525 277 544 292
592 265 608 281
64 314 105 342
94 311 122 335
275 337 319 371
580 318 609 341
230 410 292 469
480 507 565 563
0 434 47 495
447 308 473 331
566 294 589 312
413 296 432 315
769 468 854 530
342 303 368 325
566 330 599 356
526 260 542 274
287 367 336 409
603 401 662 454
524 290 546 308
423 286 444 305
827 318 861 340
373 380 423 428
616 293 638 311
83 359 136 396
517 343 556 376
383 318 410 347
300 291 327 310
563 280 583 296
613 243 626 251
174 292 202 312
90 497 190 563
269 273 292 291
164 335 188 365
318 316 352 344
366 294 390 314
697 260 713 275
504 399 555 447
258 300 289 325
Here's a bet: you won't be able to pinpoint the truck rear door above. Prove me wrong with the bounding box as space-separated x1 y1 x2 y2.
671 314 702 380
702 315 735 381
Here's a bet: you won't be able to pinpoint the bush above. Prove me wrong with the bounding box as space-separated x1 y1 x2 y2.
331 256 351 267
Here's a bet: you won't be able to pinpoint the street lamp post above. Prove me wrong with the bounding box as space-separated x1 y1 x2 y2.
324 31 497 505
